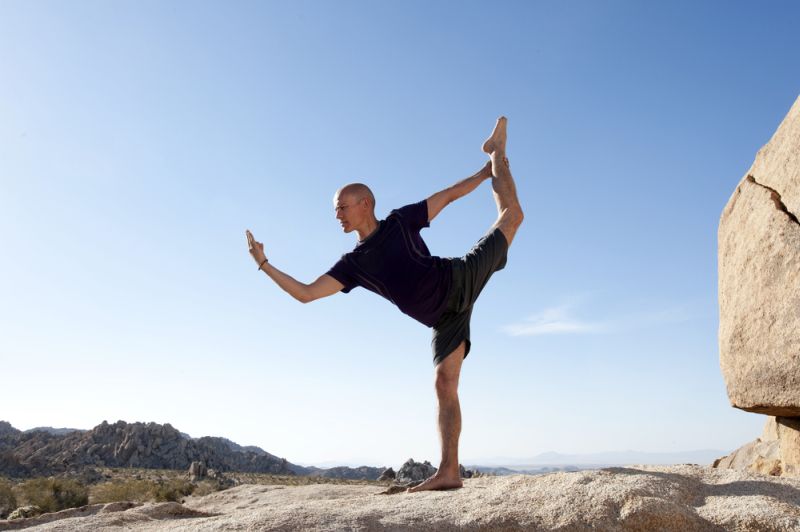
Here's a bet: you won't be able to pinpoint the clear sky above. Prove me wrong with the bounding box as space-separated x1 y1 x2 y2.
2 1 799 468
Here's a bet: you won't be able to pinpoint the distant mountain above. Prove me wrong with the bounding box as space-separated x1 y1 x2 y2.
468 465 583 476
471 449 727 468
23 427 85 436
213 437 273 458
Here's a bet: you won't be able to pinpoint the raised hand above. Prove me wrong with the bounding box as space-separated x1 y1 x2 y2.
246 229 268 267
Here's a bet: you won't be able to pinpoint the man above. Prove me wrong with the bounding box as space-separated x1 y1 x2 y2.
246 117 523 492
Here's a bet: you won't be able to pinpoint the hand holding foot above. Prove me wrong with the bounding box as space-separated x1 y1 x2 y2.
482 116 508 155
479 160 493 180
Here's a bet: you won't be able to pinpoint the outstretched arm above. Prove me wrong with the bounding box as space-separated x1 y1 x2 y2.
426 161 493 223
246 230 344 303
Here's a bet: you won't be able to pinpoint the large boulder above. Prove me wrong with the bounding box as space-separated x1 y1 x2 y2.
718 95 800 416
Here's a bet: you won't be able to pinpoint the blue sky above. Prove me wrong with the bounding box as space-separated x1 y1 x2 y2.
2 1 799 468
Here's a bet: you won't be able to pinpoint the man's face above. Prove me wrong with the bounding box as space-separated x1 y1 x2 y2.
334 192 365 233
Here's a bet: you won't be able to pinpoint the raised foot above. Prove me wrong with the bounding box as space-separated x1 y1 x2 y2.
406 473 463 493
482 116 508 154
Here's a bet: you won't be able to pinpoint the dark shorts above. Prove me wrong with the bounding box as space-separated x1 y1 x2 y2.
431 227 509 367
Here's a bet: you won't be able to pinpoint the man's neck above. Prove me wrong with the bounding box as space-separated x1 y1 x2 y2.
356 218 380 242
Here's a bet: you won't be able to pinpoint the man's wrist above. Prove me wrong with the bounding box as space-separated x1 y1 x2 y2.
258 258 269 271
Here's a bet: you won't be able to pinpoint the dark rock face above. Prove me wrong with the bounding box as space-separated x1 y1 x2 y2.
377 467 396 481
0 420 295 478
0 421 21 439
396 459 437 483
459 464 475 479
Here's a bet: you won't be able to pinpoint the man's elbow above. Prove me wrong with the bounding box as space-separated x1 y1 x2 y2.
298 292 315 304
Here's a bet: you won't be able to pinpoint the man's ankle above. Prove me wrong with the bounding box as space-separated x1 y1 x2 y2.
438 463 460 476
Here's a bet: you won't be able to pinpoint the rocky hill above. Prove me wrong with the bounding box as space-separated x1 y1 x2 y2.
0 421 382 480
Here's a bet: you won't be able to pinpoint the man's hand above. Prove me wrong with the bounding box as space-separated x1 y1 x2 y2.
246 229 268 267
245 229 343 302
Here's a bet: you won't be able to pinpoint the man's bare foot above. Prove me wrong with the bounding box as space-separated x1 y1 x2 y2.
406 473 463 493
482 116 508 154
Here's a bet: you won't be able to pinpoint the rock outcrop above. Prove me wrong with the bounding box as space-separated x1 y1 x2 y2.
715 416 800 478
396 458 437 483
717 95 800 478
718 95 800 416
2 466 799 531
0 421 296 478
188 461 207 481
377 467 395 481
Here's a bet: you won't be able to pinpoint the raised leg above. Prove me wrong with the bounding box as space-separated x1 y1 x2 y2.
407 342 466 493
483 116 524 246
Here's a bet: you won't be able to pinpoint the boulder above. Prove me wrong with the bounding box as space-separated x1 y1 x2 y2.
188 461 207 481
7 505 42 520
376 467 395 481
396 459 437 483
713 416 800 478
718 95 800 416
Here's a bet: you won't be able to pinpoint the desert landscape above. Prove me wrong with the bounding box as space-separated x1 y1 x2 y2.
3 94 800 531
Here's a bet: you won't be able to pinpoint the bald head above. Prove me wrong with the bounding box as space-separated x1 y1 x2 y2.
335 183 375 211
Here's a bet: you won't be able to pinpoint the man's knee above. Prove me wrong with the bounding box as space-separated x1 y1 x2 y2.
495 206 523 245
505 205 524 229
434 344 464 395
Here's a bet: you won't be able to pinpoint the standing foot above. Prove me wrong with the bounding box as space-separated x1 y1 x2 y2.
406 472 463 493
482 116 508 154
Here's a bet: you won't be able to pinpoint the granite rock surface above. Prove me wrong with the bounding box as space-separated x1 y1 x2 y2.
6 465 800 531
718 95 800 416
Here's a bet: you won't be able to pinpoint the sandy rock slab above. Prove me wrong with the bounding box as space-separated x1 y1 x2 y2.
11 465 800 531
0 501 213 531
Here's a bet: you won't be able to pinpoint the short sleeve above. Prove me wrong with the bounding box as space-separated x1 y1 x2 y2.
325 255 359 294
391 200 430 233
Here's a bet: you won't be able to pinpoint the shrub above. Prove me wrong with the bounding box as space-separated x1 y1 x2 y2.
0 478 17 519
20 478 88 513
91 479 154 504
152 479 195 502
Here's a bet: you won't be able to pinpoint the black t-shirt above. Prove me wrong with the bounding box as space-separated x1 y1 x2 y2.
326 200 453 327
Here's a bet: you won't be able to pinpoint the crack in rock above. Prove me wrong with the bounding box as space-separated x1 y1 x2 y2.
746 175 800 225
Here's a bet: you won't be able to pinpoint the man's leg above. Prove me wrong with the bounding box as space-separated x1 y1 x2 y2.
483 116 524 246
407 341 466 493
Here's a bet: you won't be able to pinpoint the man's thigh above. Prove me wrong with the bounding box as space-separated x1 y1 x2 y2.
458 227 508 310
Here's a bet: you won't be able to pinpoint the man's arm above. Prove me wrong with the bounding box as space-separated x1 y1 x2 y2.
246 230 343 303
426 161 493 223
261 265 343 303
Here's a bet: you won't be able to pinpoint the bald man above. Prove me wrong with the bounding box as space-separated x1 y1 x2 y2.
246 117 523 492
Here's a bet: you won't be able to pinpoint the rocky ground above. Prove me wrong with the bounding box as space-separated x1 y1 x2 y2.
4 465 800 531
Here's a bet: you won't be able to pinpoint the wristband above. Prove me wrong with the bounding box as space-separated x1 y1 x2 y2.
258 258 268 271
